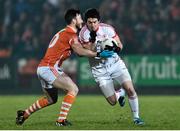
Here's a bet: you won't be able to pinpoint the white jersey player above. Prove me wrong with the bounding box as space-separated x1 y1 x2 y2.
79 8 144 125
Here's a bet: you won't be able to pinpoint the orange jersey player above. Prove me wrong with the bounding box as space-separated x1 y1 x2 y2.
39 27 79 67
16 9 114 127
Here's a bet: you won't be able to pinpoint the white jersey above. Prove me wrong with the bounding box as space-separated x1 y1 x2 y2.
79 23 131 97
79 23 120 68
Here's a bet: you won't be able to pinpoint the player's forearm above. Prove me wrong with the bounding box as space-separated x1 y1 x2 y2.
76 47 97 57
72 44 97 57
82 42 95 50
114 35 123 50
118 42 123 50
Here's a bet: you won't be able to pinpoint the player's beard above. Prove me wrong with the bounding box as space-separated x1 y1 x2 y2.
76 24 82 34
76 23 82 29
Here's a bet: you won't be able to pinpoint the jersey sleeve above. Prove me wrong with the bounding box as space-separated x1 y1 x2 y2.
79 26 90 44
104 25 117 38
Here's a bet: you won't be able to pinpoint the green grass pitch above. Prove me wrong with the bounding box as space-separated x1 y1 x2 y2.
0 95 180 130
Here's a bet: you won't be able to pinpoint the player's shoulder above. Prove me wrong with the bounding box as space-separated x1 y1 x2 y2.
99 23 114 29
58 28 66 33
79 25 89 36
100 23 113 27
99 23 115 34
55 28 66 37
59 27 76 37
80 25 88 32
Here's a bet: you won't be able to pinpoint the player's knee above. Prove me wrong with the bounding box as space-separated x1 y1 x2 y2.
74 86 79 94
127 87 136 97
72 86 79 96
107 97 117 106
68 85 79 96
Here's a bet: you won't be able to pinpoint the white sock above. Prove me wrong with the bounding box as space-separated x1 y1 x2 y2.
115 88 125 101
119 88 125 97
128 95 139 119
115 91 120 101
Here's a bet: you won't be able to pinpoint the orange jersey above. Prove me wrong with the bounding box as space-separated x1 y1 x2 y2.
39 26 77 67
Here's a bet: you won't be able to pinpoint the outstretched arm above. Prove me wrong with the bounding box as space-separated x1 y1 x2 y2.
71 41 97 57
71 38 113 58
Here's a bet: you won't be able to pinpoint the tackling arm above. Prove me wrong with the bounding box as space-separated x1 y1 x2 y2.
71 39 114 58
71 40 97 57
81 42 96 51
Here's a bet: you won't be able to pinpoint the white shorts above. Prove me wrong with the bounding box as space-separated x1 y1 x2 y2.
91 58 132 98
37 66 64 89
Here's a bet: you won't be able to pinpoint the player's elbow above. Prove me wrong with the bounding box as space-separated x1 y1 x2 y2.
72 46 84 56
118 43 123 50
75 51 84 57
77 54 83 57
120 44 123 50
75 48 91 57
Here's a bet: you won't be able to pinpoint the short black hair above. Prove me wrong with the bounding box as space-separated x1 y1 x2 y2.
84 8 100 22
64 9 80 24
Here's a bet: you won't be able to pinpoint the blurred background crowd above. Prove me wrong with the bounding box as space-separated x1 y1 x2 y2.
0 0 180 74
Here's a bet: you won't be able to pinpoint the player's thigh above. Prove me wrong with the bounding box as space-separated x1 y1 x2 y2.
52 73 78 94
92 67 116 103
98 79 115 98
114 68 132 86
111 58 131 80
99 80 117 105
37 66 61 89
113 69 136 96
37 66 78 95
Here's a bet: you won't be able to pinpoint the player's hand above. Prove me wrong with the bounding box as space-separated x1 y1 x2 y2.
112 41 121 53
97 50 114 58
89 31 97 43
